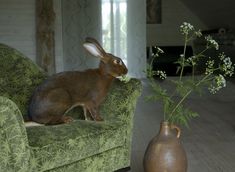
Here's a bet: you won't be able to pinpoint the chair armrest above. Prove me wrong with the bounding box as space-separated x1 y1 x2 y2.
101 78 142 123
0 96 30 171
100 78 142 166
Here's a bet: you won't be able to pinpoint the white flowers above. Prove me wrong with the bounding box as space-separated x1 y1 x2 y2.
181 22 218 51
223 57 232 65
222 58 234 77
209 75 226 94
156 70 167 80
152 47 164 58
205 58 215 75
204 52 234 94
186 56 197 66
147 22 234 96
205 35 219 50
219 52 226 60
180 22 218 51
180 22 202 39
217 53 234 77
195 30 202 37
156 47 164 54
180 22 194 35
144 22 235 127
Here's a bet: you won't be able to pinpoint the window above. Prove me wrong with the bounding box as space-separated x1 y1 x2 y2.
102 0 127 65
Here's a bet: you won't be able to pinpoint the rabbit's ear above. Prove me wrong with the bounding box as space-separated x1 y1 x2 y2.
83 43 105 58
85 37 104 51
83 37 107 61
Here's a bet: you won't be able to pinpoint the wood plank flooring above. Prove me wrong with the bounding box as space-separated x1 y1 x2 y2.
131 78 235 172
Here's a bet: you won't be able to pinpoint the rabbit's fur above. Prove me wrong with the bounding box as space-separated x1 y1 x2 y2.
28 37 128 125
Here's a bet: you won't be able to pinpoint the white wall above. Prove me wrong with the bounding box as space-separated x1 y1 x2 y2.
0 0 64 72
147 0 208 46
0 0 36 61
180 0 235 29
127 0 146 78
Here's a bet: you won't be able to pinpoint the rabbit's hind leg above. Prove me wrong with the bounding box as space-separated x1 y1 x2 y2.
36 88 74 125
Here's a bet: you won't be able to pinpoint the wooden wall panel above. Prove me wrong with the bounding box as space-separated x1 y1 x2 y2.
36 0 56 75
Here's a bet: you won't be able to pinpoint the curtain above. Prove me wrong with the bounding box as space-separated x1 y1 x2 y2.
102 0 127 65
62 0 146 78
62 0 102 71
102 0 146 78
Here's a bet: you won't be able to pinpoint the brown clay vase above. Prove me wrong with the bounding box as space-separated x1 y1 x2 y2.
143 121 187 172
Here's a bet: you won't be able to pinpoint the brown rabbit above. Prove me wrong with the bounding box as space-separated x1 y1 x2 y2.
28 37 128 125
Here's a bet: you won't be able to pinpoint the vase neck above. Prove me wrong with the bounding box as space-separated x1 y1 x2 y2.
159 121 172 136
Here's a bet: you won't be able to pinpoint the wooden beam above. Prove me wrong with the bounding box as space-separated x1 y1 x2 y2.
36 0 56 75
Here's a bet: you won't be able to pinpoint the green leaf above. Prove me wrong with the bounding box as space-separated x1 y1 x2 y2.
167 104 199 128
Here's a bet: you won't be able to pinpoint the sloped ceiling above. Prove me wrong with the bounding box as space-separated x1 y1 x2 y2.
179 0 235 29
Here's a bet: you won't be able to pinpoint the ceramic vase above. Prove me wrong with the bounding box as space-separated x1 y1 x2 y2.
143 121 187 172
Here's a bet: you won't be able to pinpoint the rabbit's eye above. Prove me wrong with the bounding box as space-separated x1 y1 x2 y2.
114 59 119 64
114 59 122 65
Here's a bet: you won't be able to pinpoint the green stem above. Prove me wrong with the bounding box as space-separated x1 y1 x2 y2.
167 91 192 121
190 46 211 82
179 34 188 81
163 103 166 121
168 74 211 120
202 77 215 83
196 47 210 60
150 56 155 70
202 67 221 82
192 64 195 81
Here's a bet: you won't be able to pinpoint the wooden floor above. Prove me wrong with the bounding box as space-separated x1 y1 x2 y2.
131 78 235 172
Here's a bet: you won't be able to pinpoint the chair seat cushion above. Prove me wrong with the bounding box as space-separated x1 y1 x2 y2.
26 120 125 171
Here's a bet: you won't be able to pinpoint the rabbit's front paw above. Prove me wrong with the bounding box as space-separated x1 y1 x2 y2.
95 115 104 122
62 116 74 123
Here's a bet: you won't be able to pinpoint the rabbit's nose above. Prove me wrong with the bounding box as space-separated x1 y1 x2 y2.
122 68 128 75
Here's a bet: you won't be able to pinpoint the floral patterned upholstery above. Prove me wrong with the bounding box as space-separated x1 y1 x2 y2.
0 44 47 119
0 43 142 172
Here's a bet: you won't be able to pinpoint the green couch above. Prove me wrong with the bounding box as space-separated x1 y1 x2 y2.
0 44 142 172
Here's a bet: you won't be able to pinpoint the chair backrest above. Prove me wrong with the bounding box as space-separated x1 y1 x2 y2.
0 44 47 119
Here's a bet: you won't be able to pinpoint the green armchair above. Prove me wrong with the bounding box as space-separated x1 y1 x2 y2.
0 44 142 172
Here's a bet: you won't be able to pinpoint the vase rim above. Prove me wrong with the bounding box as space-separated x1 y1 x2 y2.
161 121 170 126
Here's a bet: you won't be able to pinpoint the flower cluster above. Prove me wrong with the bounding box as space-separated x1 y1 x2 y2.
208 74 226 94
156 70 167 80
156 47 164 54
219 52 226 60
180 22 194 35
219 53 234 77
205 35 219 50
186 56 197 66
194 29 202 37
205 58 215 75
152 47 164 58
